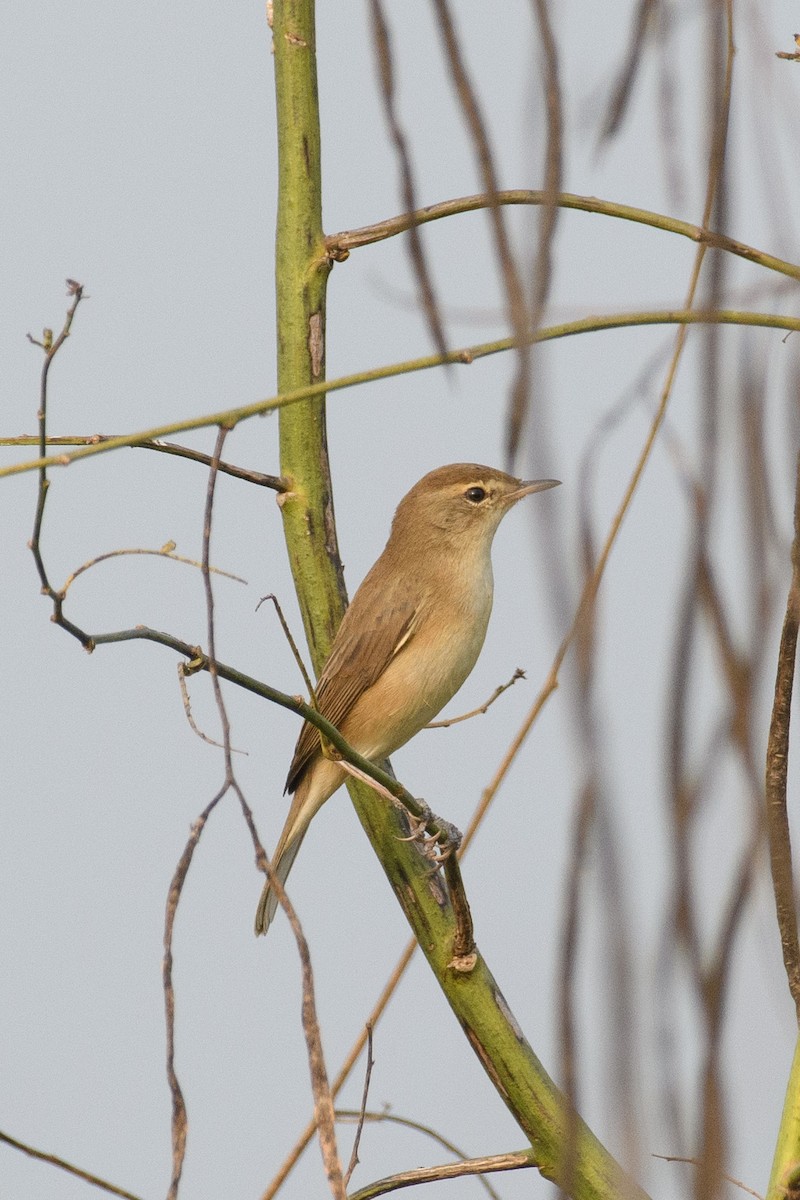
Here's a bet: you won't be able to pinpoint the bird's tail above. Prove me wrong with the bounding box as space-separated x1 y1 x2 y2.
254 759 343 936
253 829 307 936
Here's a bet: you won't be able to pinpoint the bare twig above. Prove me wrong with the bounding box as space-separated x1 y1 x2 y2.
257 593 317 702
162 425 271 1200
599 0 657 142
177 661 249 753
261 945 418 1200
201 430 344 1197
368 0 448 360
337 1109 505 1200
765 451 800 1020
61 543 246 595
6 434 285 488
516 0 563 463
163 793 224 1200
347 1148 536 1200
429 0 531 459
425 668 525 728
27 280 92 647
558 470 640 1194
559 776 595 1197
0 1128 143 1200
343 1025 375 1188
284 877 345 1199
677 10 738 1195
652 1154 764 1200
129 438 285 489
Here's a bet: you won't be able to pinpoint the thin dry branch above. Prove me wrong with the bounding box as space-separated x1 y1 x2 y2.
257 592 317 703
765 451 800 1020
369 0 448 360
27 281 91 646
203 428 344 1197
652 1154 764 1200
0 1128 143 1200
430 0 532 459
342 1026 375 1189
562 472 640 1176
515 0 563 462
61 544 246 595
163 794 224 1200
336 1109 505 1200
3 434 285 489
285 878 345 1200
425 667 525 727
177 660 249 753
261 942 418 1200
347 1148 536 1200
162 439 238 1195
683 9 738 1194
559 778 596 1196
599 0 657 142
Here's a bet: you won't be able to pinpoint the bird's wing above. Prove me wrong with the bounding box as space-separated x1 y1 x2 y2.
286 581 419 794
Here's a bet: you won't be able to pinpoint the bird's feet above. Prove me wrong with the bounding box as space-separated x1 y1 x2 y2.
398 804 462 865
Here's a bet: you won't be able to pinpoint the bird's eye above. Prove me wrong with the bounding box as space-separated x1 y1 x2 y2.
465 486 487 504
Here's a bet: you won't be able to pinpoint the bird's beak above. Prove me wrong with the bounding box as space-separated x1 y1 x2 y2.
509 478 561 501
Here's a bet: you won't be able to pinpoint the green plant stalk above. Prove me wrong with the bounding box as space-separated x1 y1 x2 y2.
270 7 647 1196
347 778 649 1200
273 0 344 673
768 1031 800 1200
327 189 800 284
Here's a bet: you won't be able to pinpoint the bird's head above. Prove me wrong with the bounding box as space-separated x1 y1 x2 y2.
390 463 560 549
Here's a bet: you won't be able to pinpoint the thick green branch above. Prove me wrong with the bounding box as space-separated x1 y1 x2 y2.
768 1032 800 1200
273 0 344 674
269 4 652 1184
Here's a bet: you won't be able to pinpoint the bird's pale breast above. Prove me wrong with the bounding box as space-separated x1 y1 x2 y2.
341 568 493 761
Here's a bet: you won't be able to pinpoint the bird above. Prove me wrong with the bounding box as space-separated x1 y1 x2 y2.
254 462 559 934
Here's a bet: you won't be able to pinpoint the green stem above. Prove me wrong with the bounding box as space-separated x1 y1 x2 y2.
272 0 344 673
268 6 651 1195
328 189 800 285
768 1031 800 1200
4 307 800 483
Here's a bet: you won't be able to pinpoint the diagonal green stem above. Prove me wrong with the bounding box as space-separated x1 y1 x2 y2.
768 1031 800 1200
269 6 652 1200
4 308 800 484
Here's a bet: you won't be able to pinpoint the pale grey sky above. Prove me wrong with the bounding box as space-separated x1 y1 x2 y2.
3 3 800 1198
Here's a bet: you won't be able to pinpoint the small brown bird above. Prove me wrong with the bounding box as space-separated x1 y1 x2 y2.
254 463 559 934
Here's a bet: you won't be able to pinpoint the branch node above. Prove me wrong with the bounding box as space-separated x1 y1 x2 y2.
181 648 208 676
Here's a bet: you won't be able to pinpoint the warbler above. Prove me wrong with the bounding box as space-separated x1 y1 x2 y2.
255 462 559 934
